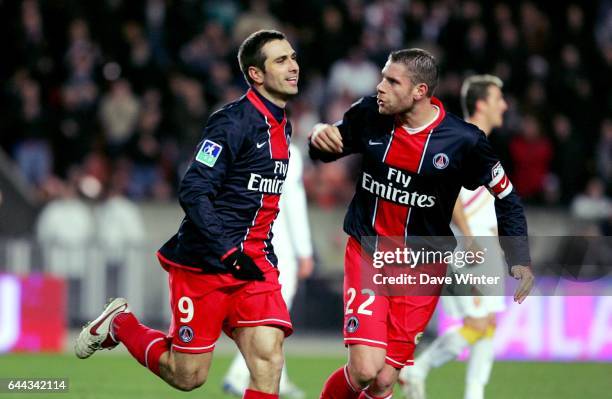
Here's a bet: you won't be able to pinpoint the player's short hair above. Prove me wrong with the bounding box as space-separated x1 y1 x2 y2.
238 30 287 85
388 48 439 97
460 74 504 119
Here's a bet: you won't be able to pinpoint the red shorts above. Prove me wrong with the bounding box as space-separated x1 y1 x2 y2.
342 237 445 368
157 253 293 354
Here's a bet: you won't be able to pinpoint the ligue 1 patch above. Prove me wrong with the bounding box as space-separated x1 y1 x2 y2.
196 140 222 167
433 153 449 169
178 325 194 343
414 331 424 345
345 316 359 333
491 161 504 180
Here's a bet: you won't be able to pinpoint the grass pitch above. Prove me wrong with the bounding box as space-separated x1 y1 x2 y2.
0 354 610 398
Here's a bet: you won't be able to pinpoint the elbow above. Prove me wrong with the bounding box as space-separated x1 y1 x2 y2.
178 182 190 207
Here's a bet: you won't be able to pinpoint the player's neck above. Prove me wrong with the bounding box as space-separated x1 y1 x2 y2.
253 85 287 108
467 115 492 136
398 100 438 129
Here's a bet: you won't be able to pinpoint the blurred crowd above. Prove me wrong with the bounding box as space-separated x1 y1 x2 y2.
0 0 610 222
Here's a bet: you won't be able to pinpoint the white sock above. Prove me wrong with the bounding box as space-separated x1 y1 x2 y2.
465 337 494 399
224 352 250 392
403 328 469 381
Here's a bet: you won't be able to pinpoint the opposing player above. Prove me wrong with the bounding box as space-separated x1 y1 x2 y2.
310 49 534 399
400 75 510 399
222 143 314 398
75 30 300 399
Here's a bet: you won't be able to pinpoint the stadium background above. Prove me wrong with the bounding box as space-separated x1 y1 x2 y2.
0 0 610 397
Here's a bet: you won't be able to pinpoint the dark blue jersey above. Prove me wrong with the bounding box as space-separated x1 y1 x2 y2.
310 96 530 270
159 89 291 273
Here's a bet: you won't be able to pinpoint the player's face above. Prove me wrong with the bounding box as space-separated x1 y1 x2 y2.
376 61 424 115
482 85 508 129
260 39 299 99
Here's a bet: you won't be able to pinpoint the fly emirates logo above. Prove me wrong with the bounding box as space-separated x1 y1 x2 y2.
247 161 287 195
362 167 436 207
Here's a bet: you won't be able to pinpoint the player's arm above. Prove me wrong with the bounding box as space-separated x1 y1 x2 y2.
179 112 263 280
462 131 534 303
179 113 240 256
309 97 366 162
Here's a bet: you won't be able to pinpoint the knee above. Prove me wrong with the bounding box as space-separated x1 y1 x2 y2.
172 373 206 392
256 347 284 374
168 361 208 392
374 370 397 393
348 360 382 386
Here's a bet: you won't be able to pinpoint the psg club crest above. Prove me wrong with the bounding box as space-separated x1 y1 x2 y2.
345 316 359 333
178 325 194 343
433 153 449 169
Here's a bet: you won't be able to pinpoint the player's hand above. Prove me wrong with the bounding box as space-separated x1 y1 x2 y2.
222 250 264 281
297 256 314 279
511 265 534 304
310 123 343 153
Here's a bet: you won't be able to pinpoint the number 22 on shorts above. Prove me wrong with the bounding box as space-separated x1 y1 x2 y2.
345 288 375 316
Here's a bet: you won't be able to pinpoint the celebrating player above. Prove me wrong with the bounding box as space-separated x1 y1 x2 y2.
310 49 534 399
400 74 512 399
75 30 299 399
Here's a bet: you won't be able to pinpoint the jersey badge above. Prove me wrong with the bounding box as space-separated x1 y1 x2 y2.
196 140 223 167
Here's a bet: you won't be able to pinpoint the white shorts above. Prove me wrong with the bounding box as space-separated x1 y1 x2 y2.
442 238 507 319
442 295 507 319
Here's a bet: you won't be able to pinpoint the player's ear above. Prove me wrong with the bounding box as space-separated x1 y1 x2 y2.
248 66 264 85
414 82 429 100
475 98 486 114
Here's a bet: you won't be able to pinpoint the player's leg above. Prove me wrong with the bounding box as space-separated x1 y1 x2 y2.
225 268 294 398
371 291 440 399
320 344 387 399
464 313 496 399
223 258 302 397
234 325 285 395
74 297 213 391
320 237 389 398
357 363 398 399
348 344 388 388
157 351 212 391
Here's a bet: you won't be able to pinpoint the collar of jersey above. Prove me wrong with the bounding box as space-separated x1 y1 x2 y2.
247 88 286 126
396 96 446 135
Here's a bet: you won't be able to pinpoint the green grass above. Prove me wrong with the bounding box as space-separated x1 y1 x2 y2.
0 354 611 398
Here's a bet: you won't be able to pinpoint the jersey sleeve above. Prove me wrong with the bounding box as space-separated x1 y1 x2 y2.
463 131 531 270
178 111 245 258
309 97 367 162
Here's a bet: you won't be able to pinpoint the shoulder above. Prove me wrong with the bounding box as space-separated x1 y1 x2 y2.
344 96 392 127
205 96 250 133
441 111 486 146
348 96 379 115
